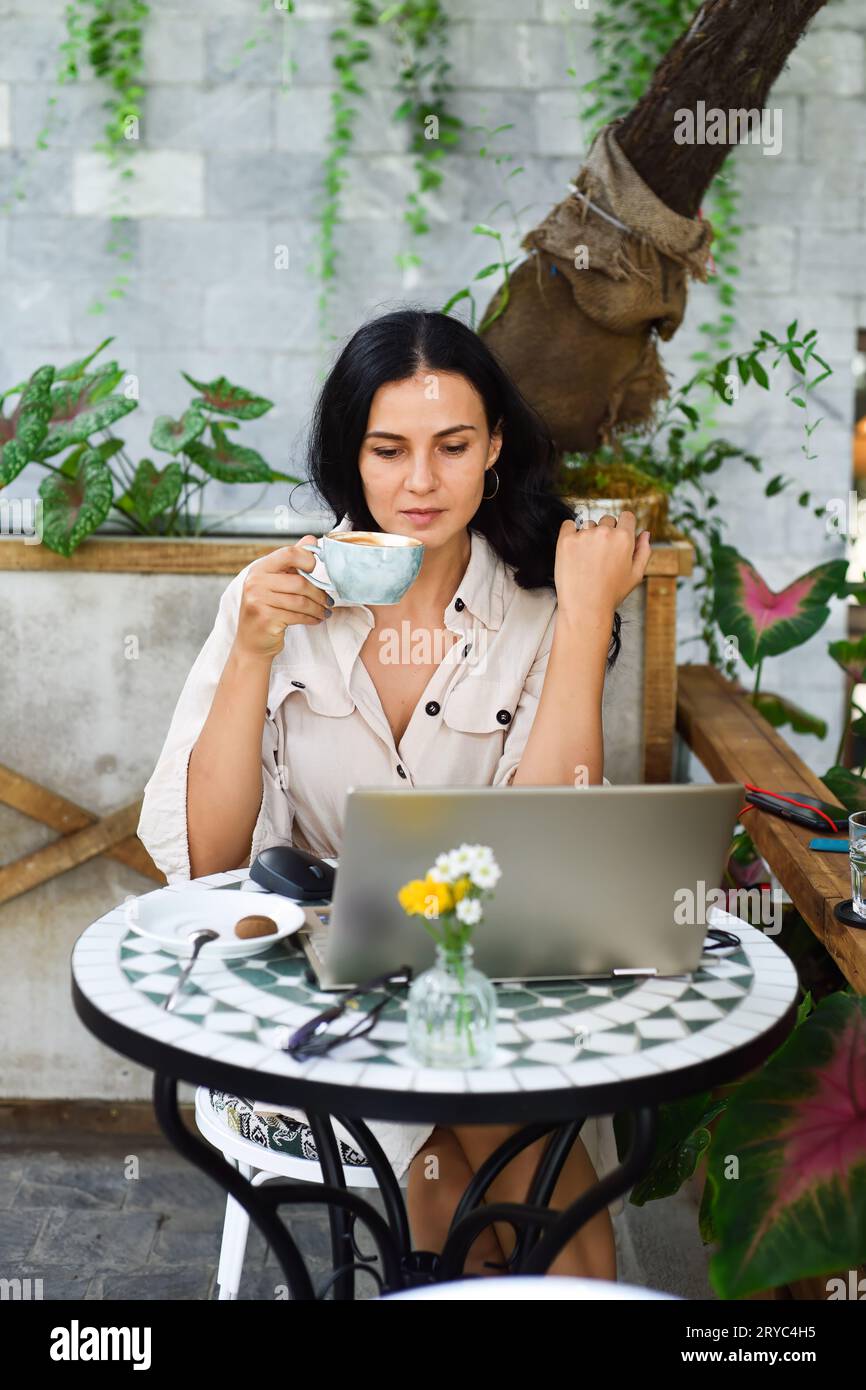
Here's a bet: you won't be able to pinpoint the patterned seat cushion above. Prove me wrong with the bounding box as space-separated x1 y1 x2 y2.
208 1091 368 1168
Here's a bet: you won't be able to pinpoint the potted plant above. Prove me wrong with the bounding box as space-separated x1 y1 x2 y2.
0 338 301 554
622 987 866 1301
555 454 671 536
553 323 831 676
0 342 311 919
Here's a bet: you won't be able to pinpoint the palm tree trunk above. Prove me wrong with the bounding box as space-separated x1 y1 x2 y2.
617 0 830 215
479 0 830 454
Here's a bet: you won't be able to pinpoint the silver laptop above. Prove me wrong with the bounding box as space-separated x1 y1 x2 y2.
297 783 745 990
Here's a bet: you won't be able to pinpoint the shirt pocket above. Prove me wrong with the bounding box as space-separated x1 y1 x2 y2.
266 669 356 784
441 675 523 735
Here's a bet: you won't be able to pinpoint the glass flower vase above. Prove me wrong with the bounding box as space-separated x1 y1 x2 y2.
406 942 497 1068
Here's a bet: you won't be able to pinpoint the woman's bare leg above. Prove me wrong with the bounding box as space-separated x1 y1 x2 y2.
449 1122 617 1280
406 1125 508 1275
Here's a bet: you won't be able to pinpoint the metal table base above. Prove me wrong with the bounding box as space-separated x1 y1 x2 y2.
154 1073 658 1299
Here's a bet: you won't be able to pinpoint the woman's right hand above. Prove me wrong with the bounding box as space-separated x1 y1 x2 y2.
234 535 333 661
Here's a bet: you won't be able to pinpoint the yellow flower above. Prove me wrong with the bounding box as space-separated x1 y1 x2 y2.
452 875 472 902
422 879 454 917
397 875 454 918
397 879 426 915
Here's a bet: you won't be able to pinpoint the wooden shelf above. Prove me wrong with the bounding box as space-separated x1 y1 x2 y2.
0 535 695 576
677 664 865 994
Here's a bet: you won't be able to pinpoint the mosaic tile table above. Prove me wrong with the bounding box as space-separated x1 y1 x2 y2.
72 869 799 1298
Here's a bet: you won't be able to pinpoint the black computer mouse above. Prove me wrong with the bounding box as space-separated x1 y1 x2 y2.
249 845 336 901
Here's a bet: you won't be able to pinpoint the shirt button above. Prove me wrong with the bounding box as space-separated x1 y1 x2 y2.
425 701 440 716
291 679 306 689
454 597 465 611
397 764 407 779
496 709 512 725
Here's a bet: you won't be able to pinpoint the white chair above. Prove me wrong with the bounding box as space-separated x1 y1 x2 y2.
381 1275 679 1299
194 1087 405 1299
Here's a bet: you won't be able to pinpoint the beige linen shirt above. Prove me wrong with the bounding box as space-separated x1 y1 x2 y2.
139 516 579 882
136 516 621 1202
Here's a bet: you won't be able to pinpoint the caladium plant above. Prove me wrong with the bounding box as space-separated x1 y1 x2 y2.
710 541 848 737
707 990 866 1299
622 989 866 1299
0 338 300 556
711 543 848 670
825 636 866 767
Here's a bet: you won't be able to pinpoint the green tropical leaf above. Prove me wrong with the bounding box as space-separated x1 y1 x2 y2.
0 365 55 485
625 1092 728 1206
38 448 113 556
440 286 473 315
821 766 866 815
711 543 847 667
179 372 273 420
53 337 116 382
150 408 207 455
124 458 184 525
39 367 137 457
750 692 827 738
698 1163 717 1242
828 636 866 684
185 423 272 483
751 358 770 389
60 438 124 480
708 993 866 1299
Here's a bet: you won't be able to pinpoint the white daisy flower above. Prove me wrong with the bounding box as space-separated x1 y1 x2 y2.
448 843 476 877
471 860 501 890
455 896 483 925
428 852 453 881
471 846 497 875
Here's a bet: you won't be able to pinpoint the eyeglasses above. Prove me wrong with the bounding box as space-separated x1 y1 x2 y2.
705 926 741 951
283 966 414 1059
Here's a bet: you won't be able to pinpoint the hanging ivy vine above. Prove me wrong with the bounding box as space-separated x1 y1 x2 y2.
440 119 530 333
78 0 150 312
226 0 297 87
315 2 378 347
315 2 461 350
9 0 151 311
379 2 462 277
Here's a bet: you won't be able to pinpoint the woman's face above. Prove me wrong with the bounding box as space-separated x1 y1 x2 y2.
358 370 501 547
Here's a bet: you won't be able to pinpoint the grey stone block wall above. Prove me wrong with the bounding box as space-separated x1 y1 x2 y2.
1 0 864 772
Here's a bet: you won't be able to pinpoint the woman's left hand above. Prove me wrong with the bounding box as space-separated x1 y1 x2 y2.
553 511 652 625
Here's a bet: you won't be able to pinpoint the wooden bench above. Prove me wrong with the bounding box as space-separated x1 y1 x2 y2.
677 664 865 995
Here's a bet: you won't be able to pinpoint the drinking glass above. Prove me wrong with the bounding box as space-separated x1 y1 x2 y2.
849 812 866 916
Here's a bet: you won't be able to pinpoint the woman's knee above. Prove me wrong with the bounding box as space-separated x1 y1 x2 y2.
449 1120 525 1152
409 1126 468 1193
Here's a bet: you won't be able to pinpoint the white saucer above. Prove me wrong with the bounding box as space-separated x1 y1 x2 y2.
121 888 306 959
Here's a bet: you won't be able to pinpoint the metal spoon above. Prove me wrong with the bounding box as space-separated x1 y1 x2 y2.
163 928 220 1012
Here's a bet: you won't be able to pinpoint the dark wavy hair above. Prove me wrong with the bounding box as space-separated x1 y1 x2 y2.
303 306 621 666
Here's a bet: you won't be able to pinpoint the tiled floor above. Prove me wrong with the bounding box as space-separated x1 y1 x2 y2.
0 1133 715 1300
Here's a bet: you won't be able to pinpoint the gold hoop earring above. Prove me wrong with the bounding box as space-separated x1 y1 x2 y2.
482 466 500 500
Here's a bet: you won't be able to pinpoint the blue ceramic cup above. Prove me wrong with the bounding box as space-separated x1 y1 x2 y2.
299 530 424 605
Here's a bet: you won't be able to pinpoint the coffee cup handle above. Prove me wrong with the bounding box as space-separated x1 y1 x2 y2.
297 541 334 592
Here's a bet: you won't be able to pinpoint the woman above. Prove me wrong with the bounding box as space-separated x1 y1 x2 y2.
138 306 652 1281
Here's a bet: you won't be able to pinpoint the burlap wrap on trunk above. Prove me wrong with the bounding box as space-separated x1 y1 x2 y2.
482 120 714 454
